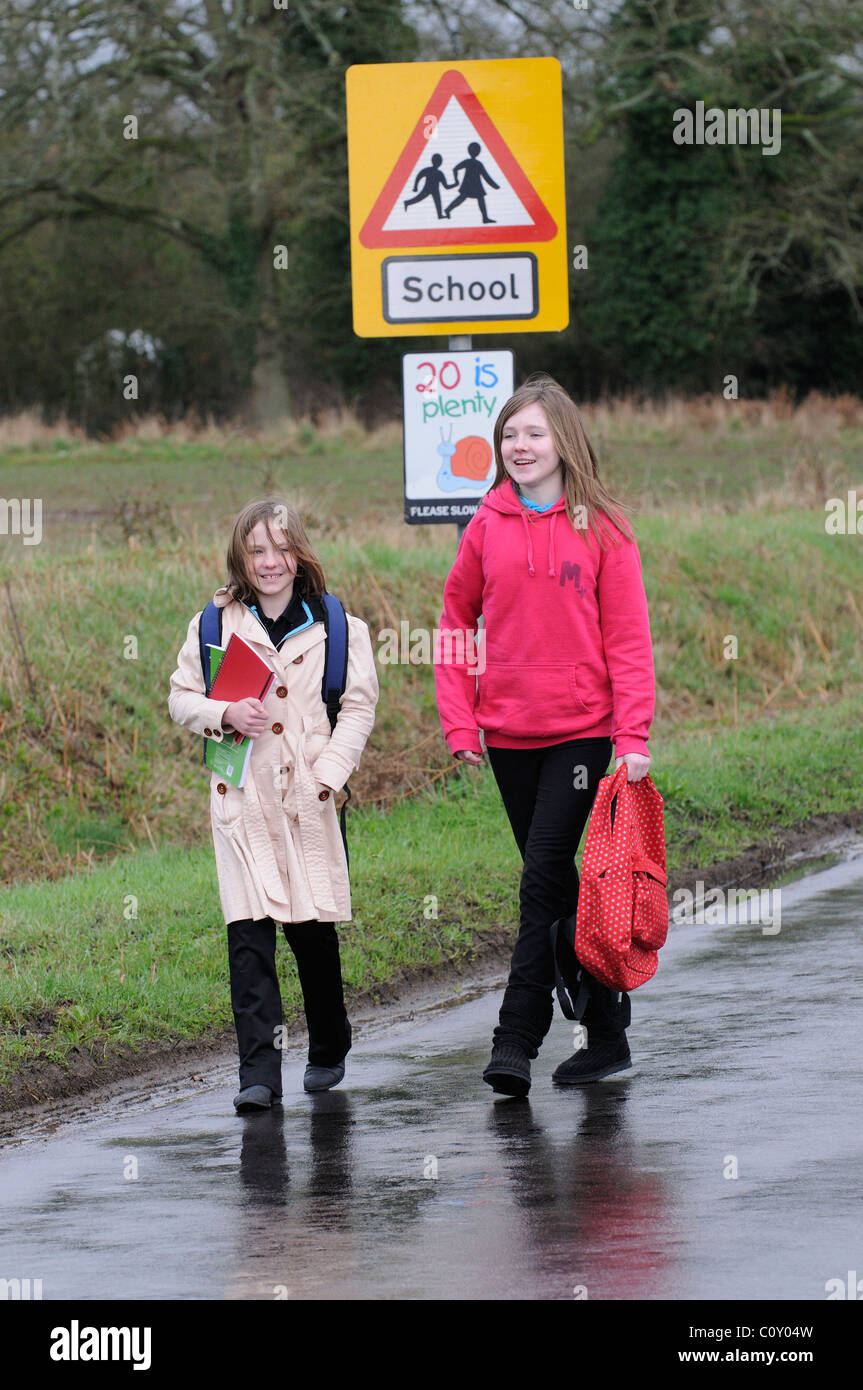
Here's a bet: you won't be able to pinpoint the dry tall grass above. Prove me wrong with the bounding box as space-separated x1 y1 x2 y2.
580 388 863 435
0 411 88 448
3 389 862 451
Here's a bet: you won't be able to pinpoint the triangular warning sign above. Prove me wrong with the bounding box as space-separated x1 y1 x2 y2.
359 69 557 249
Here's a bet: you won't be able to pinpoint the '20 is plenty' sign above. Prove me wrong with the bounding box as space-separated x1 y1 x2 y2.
403 350 514 523
347 59 567 337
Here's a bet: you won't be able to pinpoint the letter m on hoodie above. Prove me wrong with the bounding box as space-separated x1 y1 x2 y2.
559 561 585 593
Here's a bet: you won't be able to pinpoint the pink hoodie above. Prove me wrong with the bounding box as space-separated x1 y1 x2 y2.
434 481 655 756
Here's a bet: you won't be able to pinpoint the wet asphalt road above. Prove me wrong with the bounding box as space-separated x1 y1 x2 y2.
1 855 862 1301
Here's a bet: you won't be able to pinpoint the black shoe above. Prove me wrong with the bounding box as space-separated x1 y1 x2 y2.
303 1062 345 1093
483 1041 531 1097
553 1034 632 1085
233 1084 277 1113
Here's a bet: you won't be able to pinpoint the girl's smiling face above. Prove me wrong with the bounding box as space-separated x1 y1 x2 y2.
245 519 298 610
500 404 564 499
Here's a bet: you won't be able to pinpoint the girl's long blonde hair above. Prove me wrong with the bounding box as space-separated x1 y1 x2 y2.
225 497 326 603
491 373 632 547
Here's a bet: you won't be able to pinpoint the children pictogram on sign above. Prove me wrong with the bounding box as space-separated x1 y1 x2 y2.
443 144 499 224
403 154 456 219
404 144 501 224
360 68 557 248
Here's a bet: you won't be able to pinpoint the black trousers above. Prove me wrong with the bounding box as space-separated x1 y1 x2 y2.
486 737 631 1057
226 917 352 1095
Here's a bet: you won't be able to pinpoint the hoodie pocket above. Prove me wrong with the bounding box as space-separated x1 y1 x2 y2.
568 667 592 714
478 661 591 732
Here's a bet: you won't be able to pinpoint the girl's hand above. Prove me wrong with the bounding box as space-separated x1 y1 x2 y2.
615 752 650 783
454 749 483 766
223 698 269 738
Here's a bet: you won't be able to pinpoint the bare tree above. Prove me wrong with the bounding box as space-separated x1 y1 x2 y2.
0 0 415 420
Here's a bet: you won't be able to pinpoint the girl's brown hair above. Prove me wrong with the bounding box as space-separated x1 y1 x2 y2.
225 497 326 603
491 373 632 547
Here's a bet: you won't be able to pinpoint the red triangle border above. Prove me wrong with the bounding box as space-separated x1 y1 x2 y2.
359 69 557 249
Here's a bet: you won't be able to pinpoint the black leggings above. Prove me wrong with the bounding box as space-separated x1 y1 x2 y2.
226 917 351 1094
487 737 630 1056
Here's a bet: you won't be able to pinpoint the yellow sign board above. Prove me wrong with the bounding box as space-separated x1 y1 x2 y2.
346 58 568 337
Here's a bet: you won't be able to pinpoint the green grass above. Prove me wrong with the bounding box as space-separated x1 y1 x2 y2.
3 403 861 550
0 431 405 545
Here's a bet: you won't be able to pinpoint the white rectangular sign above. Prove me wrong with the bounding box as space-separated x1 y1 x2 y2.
385 255 537 323
402 349 514 524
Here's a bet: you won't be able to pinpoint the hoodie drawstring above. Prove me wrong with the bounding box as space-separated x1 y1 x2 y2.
520 510 536 577
520 507 558 578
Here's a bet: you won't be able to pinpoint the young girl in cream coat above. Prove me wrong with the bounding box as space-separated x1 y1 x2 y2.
168 497 378 1112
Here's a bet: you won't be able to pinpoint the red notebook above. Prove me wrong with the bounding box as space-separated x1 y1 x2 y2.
209 633 275 705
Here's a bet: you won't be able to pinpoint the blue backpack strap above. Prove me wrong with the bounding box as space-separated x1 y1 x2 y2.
198 601 223 762
320 593 351 868
320 592 348 732
199 601 222 694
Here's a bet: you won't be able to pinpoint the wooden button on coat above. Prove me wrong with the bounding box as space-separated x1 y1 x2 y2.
276 686 287 698
216 783 227 794
204 727 213 736
318 789 330 801
272 722 284 734
292 654 304 664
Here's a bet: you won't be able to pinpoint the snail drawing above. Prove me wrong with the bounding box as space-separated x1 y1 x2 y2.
435 425 494 492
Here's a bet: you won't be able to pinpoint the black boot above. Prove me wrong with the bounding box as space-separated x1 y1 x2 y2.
483 1040 531 1097
553 1033 632 1085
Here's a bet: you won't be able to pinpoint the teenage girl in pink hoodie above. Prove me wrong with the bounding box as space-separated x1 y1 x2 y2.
434 374 655 1096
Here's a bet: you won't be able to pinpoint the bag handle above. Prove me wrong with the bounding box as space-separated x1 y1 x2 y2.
605 760 631 846
592 763 663 871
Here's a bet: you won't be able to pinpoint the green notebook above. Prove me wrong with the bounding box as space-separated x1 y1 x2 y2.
204 645 253 788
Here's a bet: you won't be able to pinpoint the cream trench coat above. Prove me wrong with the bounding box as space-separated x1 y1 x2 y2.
168 587 379 925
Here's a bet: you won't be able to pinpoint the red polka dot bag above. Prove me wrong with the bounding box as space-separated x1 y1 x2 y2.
574 762 669 992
